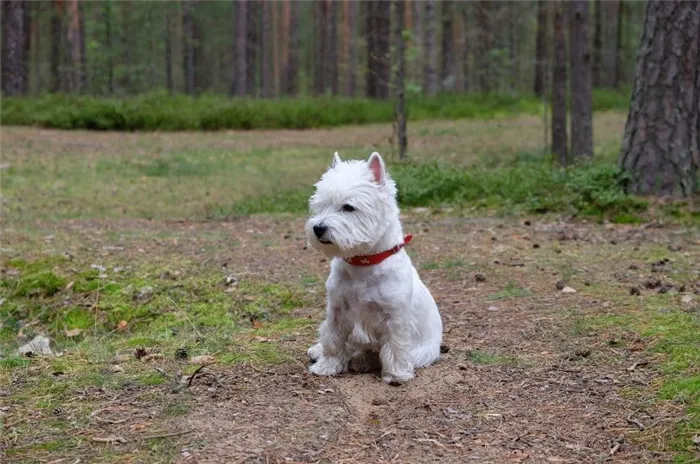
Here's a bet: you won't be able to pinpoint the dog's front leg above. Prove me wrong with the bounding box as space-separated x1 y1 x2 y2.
308 302 351 376
380 321 415 384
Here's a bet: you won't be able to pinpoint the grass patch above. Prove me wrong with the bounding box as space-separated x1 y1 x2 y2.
488 282 533 300
465 349 519 366
0 91 629 131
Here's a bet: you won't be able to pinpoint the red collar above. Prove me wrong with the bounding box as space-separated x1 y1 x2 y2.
344 235 413 266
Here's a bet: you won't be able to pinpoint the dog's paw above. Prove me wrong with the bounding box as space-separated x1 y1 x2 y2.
307 343 323 362
308 356 345 376
381 370 415 386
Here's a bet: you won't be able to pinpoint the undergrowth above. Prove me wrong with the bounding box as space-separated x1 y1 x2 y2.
0 89 630 131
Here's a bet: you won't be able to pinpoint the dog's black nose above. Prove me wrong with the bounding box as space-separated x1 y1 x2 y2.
313 224 327 239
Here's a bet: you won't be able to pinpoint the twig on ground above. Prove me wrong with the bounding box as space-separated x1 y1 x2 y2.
248 362 278 375
92 436 127 444
187 365 206 388
609 436 624 456
140 429 195 441
626 360 648 371
626 412 645 431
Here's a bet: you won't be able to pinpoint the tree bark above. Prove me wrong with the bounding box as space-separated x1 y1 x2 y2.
422 0 437 96
66 0 83 93
477 1 492 92
261 0 273 97
284 0 299 95
619 0 700 197
552 2 568 165
2 0 29 96
50 1 63 93
613 0 624 89
182 0 198 95
569 0 593 159
103 1 114 95
326 0 339 95
366 0 391 99
459 3 470 92
592 0 603 88
395 0 407 159
440 0 454 92
313 1 326 95
246 0 259 96
533 0 547 97
343 0 357 97
231 0 247 96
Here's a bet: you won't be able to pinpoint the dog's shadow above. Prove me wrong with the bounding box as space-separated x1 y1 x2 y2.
308 352 384 378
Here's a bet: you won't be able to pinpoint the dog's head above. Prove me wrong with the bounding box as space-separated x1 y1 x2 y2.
305 152 399 258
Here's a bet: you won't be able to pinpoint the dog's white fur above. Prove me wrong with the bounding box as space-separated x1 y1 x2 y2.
305 151 442 384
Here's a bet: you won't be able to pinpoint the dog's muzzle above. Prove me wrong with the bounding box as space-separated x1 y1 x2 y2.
313 224 331 244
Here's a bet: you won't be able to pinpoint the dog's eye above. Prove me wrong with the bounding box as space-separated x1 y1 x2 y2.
341 204 356 212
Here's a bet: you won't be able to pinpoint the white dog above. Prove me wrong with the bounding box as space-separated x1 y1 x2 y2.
305 151 443 384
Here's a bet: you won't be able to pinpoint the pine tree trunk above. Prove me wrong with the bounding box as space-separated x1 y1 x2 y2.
245 0 258 96
65 0 83 93
2 0 29 96
342 0 356 97
569 0 593 159
314 1 326 95
412 0 423 91
50 1 63 93
619 0 700 197
533 0 547 97
592 0 603 88
326 0 338 95
261 0 273 97
166 12 173 94
231 0 247 96
182 0 198 95
440 1 454 92
395 0 407 159
477 1 492 92
284 0 299 95
422 0 437 96
612 0 623 89
460 3 470 92
552 2 568 165
104 1 114 95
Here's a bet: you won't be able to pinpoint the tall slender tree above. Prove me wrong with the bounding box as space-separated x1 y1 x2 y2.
422 0 437 95
569 0 593 159
366 0 391 99
343 0 357 97
245 0 259 96
619 0 700 196
592 0 603 88
313 1 326 95
612 0 624 88
533 0 548 97
232 0 247 96
66 0 84 92
440 1 454 91
395 0 407 159
284 0 299 95
326 0 339 95
552 2 568 165
2 0 29 96
182 0 199 95
261 0 273 97
477 1 492 92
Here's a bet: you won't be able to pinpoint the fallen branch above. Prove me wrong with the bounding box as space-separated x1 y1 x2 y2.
140 429 194 441
187 365 206 388
92 436 127 444
626 413 645 431
609 436 623 456
626 360 648 371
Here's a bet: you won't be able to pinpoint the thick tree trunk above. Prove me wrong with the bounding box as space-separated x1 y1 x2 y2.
569 0 593 159
592 0 603 88
422 0 437 96
232 0 247 96
2 0 29 96
395 0 407 159
343 0 357 97
66 0 83 93
552 2 568 165
326 0 338 95
619 0 700 197
612 0 624 89
366 0 390 99
533 0 547 97
440 1 454 92
245 0 258 96
284 0 299 95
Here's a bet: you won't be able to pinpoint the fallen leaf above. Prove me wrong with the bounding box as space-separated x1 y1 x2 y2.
250 315 263 329
189 355 215 365
117 320 128 331
561 286 577 293
65 328 82 338
64 281 75 292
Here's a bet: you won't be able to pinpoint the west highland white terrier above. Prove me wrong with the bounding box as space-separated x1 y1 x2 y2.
305 151 443 384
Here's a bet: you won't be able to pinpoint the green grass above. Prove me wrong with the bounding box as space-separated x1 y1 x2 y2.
488 282 533 300
0 90 631 131
465 349 519 366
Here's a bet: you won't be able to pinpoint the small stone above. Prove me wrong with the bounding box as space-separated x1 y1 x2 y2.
110 365 124 373
190 355 215 365
682 295 693 304
487 306 499 311
555 281 566 291
475 273 486 282
18 336 53 357
561 286 577 293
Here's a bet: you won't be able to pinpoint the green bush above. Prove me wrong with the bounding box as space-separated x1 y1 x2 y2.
0 89 630 131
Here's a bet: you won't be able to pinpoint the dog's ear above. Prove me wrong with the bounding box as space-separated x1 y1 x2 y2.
331 152 342 168
367 152 385 184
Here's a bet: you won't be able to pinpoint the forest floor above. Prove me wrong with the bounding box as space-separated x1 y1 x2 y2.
1 116 699 463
